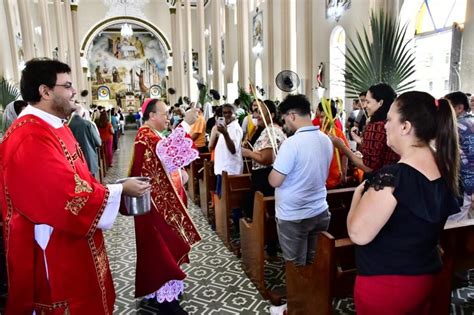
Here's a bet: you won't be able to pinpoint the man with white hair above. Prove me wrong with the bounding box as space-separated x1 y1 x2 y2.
69 105 102 178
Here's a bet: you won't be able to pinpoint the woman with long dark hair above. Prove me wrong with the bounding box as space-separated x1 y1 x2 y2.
348 91 460 314
332 83 399 179
96 110 114 167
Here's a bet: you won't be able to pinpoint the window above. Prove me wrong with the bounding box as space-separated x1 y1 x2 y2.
413 0 467 97
329 26 346 103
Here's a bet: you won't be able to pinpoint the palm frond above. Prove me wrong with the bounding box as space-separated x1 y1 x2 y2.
0 78 21 110
344 10 416 97
238 85 253 111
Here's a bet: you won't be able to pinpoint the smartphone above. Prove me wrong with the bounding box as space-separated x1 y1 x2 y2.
217 117 225 126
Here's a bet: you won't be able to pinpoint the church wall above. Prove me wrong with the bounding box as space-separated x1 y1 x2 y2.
0 0 11 81
461 0 474 94
312 0 372 111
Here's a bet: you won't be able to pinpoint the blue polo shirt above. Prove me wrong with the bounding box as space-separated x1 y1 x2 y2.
273 125 333 220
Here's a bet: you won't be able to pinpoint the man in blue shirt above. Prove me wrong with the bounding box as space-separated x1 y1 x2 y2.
269 94 333 267
445 91 474 221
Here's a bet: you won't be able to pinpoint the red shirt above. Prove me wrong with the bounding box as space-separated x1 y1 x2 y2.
361 121 399 171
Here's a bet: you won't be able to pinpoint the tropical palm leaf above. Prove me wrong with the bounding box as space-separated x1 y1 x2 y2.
238 85 253 112
344 10 416 97
0 77 21 110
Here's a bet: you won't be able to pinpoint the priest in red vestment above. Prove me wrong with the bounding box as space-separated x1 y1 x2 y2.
0 59 149 314
128 99 201 314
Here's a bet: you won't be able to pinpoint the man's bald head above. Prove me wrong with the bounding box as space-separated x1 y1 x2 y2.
155 100 168 113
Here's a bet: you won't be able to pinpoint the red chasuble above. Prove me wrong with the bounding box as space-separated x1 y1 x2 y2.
0 115 115 314
128 125 201 298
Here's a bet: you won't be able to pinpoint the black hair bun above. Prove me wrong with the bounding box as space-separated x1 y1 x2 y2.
209 89 220 101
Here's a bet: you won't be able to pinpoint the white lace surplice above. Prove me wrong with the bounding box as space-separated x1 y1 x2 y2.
145 280 184 303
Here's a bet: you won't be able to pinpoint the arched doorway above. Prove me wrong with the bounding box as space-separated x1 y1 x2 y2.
81 17 171 110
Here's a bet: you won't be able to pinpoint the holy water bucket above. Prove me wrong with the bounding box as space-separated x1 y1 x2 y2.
115 177 151 216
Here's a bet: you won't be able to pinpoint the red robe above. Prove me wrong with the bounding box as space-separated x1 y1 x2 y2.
0 115 115 314
129 125 201 298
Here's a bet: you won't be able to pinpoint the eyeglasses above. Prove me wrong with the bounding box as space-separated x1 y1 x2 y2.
283 111 296 120
152 111 168 118
54 82 74 89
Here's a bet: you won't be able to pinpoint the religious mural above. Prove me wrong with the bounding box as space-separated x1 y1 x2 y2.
86 31 168 108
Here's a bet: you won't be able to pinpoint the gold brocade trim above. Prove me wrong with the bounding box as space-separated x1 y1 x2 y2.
74 174 93 194
3 187 13 291
87 188 109 237
134 126 201 246
65 196 88 215
34 301 70 315
88 237 110 314
97 245 108 284
1 118 37 142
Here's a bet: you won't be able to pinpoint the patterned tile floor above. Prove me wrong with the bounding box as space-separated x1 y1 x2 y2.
104 130 474 315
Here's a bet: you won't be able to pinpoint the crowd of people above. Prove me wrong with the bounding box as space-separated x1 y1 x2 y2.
1 57 474 315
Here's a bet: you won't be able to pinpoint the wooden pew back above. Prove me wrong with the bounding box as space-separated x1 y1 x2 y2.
240 192 276 301
215 171 251 249
187 153 211 203
285 187 356 315
199 159 216 223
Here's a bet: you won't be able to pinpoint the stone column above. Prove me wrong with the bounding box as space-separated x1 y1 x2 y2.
17 0 35 61
183 0 193 98
63 0 79 87
461 0 474 93
266 0 275 99
281 0 295 72
3 0 20 82
167 65 175 104
302 0 313 100
169 8 178 105
196 0 207 83
38 0 53 58
175 1 185 98
211 0 223 92
54 0 66 62
237 0 250 88
224 4 232 96
70 2 83 91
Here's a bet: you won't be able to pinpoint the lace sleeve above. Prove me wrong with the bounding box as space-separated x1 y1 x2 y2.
363 172 396 193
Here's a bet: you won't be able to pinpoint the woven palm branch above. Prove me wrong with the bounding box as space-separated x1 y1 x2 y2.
344 10 416 97
0 77 20 110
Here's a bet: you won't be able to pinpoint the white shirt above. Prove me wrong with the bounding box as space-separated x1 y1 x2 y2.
214 119 243 175
19 106 122 280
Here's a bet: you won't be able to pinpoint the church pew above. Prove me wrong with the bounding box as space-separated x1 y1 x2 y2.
285 191 474 315
326 187 357 239
432 220 474 315
98 145 106 183
186 153 211 204
239 187 356 309
239 191 280 303
199 159 216 223
215 171 251 251
285 187 356 315
286 232 355 315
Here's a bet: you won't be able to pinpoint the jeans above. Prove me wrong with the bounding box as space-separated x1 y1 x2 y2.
277 209 331 266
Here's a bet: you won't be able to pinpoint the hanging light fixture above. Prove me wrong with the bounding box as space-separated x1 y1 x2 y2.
120 0 133 39
121 23 133 38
